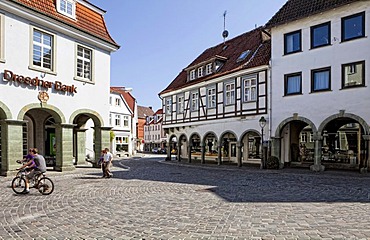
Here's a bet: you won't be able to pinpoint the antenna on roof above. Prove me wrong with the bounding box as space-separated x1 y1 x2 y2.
222 10 229 44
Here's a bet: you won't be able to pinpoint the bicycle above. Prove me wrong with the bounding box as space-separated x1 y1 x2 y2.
11 168 54 195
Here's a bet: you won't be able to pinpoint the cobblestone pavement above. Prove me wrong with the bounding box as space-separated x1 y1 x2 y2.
1 155 370 240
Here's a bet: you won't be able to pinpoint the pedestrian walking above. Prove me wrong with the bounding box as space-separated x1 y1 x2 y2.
102 148 113 178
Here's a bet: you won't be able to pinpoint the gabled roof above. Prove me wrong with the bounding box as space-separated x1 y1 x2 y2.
159 27 270 95
137 106 154 119
265 0 361 28
110 87 136 114
9 0 119 48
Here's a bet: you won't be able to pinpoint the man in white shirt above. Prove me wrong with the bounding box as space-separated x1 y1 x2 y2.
102 148 113 178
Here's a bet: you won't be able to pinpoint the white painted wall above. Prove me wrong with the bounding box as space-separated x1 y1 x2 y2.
270 2 370 134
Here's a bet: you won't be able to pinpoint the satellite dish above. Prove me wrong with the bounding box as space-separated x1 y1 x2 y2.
222 30 229 39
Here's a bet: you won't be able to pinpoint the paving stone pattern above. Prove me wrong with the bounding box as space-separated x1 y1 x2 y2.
1 156 370 239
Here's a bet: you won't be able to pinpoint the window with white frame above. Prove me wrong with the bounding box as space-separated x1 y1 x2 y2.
207 87 216 108
109 97 112 105
309 133 314 142
206 63 213 75
191 92 199 111
115 98 121 106
32 28 54 71
243 76 257 102
300 132 307 142
115 114 121 126
177 95 184 114
197 67 203 78
225 82 235 105
76 45 92 81
56 0 76 18
123 116 129 127
189 69 196 80
109 114 112 126
165 98 172 115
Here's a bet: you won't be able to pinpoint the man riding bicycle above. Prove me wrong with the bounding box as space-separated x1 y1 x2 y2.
17 148 47 193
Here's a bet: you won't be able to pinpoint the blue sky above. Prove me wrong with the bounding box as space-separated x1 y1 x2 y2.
91 0 287 110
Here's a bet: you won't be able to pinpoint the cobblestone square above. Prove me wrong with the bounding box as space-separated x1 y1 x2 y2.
1 156 370 239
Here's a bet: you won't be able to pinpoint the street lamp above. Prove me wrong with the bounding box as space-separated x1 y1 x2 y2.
259 116 267 169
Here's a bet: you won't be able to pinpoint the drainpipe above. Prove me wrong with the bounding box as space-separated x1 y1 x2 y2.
268 60 273 157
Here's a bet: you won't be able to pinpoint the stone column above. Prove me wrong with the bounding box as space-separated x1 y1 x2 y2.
75 128 88 165
165 143 171 161
188 144 192 163
361 135 370 173
310 133 325 172
177 144 181 162
270 137 282 168
91 126 111 168
201 142 205 164
217 144 222 165
237 142 243 167
0 120 24 176
55 123 76 172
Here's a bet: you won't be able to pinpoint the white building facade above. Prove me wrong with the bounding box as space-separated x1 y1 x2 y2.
266 0 370 171
160 28 271 166
0 0 119 175
109 87 137 157
143 110 167 152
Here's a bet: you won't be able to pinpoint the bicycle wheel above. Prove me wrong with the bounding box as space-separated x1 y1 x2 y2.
11 177 27 194
37 177 54 195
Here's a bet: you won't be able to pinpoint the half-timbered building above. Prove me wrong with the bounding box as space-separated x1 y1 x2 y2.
159 27 271 166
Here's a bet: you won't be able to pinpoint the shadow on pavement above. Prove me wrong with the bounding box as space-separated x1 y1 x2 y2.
82 158 370 203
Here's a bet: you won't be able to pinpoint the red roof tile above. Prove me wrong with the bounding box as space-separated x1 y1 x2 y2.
266 0 361 28
10 0 119 48
160 27 270 95
137 106 154 119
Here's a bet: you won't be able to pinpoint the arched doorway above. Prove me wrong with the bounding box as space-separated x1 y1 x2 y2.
219 131 237 164
240 130 262 165
279 120 316 167
202 132 218 163
189 133 201 162
71 111 104 167
319 115 369 170
178 134 188 162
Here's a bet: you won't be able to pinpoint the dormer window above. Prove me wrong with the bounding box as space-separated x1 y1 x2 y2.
57 0 76 19
197 67 203 78
189 69 196 80
206 63 213 75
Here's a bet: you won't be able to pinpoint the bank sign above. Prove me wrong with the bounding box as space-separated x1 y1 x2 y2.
2 70 77 93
